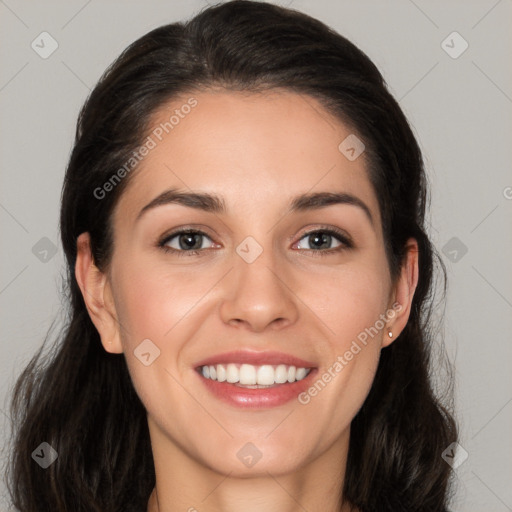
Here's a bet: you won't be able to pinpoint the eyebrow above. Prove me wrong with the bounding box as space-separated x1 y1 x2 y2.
136 188 374 226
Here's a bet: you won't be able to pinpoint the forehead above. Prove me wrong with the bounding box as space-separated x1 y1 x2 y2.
114 89 380 226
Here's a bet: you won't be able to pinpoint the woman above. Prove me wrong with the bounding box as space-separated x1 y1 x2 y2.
6 1 457 511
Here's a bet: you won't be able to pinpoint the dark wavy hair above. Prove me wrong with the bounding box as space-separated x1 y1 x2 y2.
6 1 457 511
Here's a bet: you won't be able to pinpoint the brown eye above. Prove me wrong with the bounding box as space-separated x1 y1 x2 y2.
294 228 353 256
159 229 215 256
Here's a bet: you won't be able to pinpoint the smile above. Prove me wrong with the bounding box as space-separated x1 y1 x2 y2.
194 350 318 408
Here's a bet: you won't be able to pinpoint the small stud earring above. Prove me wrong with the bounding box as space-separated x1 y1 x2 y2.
388 331 393 338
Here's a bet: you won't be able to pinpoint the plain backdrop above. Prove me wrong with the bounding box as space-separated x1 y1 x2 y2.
1 1 511 510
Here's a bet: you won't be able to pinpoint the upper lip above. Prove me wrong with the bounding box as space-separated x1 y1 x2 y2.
195 350 317 369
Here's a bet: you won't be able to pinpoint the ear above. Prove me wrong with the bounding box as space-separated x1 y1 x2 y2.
382 237 419 348
75 232 123 354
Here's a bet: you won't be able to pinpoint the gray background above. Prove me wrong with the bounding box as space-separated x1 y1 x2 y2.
1 1 511 510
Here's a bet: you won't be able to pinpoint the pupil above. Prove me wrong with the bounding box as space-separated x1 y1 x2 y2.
180 233 201 250
311 232 330 249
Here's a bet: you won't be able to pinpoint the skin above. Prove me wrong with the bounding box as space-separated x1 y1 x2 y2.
75 90 418 512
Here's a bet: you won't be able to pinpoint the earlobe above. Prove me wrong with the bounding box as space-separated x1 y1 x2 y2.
382 238 419 348
75 232 123 354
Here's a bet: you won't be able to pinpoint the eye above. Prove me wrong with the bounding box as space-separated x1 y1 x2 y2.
294 227 352 256
157 226 353 258
158 229 216 257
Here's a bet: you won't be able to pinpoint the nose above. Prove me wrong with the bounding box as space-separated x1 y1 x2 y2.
219 243 300 333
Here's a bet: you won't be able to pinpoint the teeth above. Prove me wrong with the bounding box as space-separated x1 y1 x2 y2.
216 364 226 382
275 364 288 383
226 363 239 383
239 364 256 385
200 363 311 386
257 365 274 386
296 367 307 380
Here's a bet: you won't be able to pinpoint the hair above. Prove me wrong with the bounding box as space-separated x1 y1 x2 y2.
6 1 457 511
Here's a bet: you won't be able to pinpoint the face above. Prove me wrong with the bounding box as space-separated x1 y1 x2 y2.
78 89 416 477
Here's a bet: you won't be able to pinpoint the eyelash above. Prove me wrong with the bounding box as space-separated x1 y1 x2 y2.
157 226 353 258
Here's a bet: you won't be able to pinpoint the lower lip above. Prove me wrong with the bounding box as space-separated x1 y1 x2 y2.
196 368 318 409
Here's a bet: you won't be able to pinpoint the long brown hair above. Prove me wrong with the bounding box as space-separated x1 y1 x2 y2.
6 2 457 510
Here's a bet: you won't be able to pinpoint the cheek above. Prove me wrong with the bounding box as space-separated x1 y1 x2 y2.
109 257 208 411
109 254 227 393
112 256 208 344
295 258 390 428
297 257 390 345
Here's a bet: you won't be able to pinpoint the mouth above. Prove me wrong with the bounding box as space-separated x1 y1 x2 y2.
193 351 318 408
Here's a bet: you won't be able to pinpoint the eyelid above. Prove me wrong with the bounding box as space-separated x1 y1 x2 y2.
294 224 353 245
158 224 216 243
